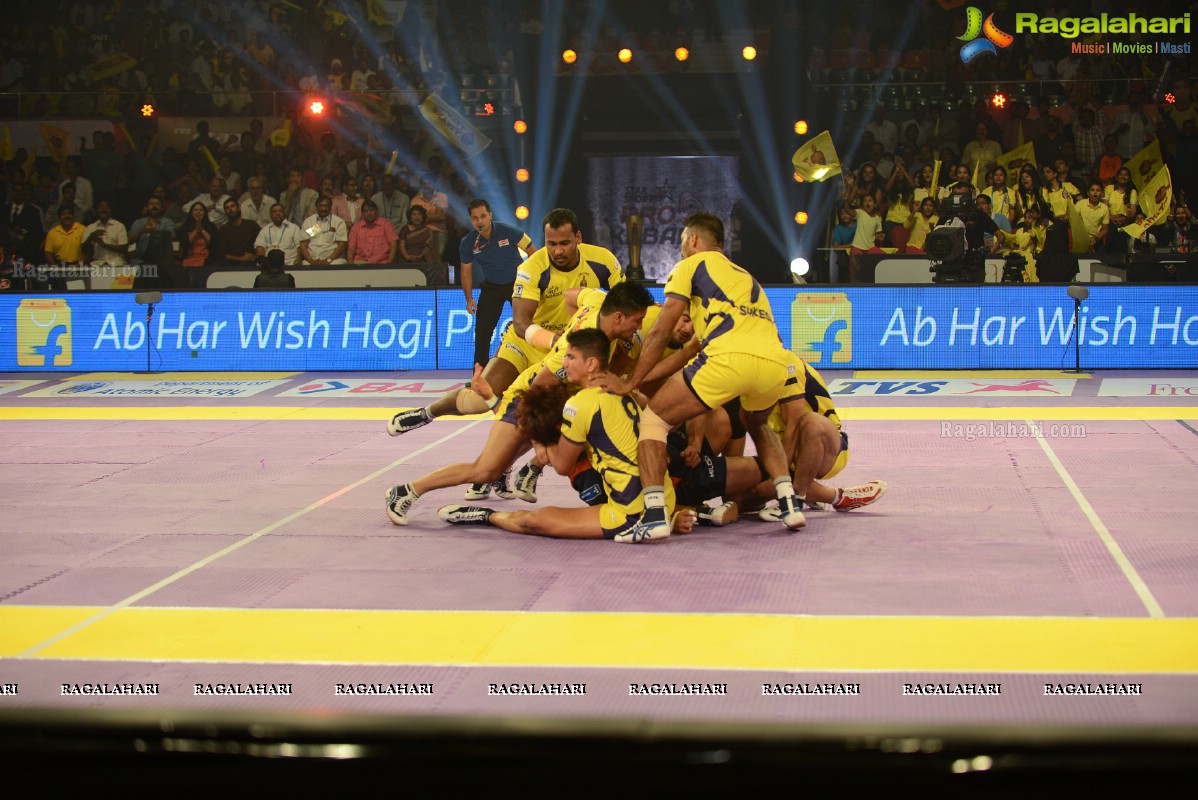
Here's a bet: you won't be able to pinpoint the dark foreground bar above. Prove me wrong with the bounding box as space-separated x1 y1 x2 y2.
3 711 1196 794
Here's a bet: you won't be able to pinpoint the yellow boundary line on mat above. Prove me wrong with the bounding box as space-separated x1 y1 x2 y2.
2 406 1196 422
1 607 1195 673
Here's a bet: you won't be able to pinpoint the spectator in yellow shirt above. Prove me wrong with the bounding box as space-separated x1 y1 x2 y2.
43 205 86 265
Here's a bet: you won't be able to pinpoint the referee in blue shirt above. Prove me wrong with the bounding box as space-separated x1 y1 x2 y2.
459 199 537 367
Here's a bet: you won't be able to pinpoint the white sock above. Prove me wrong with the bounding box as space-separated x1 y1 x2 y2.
643 486 666 510
773 477 796 499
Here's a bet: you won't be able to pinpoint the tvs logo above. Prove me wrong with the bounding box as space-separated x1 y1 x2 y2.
958 7 1014 63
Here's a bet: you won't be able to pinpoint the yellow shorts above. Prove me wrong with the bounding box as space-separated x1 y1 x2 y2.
819 430 850 480
494 324 551 373
683 351 794 413
495 364 539 425
788 429 849 480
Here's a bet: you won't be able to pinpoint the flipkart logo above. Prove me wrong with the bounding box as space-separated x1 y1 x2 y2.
958 7 1014 63
17 298 73 366
791 293 851 365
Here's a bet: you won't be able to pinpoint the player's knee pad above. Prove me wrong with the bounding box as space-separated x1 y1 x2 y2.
639 407 671 443
454 388 492 415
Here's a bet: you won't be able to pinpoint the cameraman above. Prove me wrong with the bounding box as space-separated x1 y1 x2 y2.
940 183 1005 253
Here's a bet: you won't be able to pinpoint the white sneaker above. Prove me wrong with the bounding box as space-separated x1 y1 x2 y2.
697 501 739 527
833 481 888 511
614 508 671 543
464 483 492 501
387 408 431 436
438 505 494 525
778 495 807 531
493 468 516 500
385 484 417 526
513 463 541 503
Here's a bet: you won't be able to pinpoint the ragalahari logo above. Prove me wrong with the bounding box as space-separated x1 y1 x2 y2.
958 7 1014 63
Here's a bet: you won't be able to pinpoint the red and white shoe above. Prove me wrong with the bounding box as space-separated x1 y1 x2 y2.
832 481 888 511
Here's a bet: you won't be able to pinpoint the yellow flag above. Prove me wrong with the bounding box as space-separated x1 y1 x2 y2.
1124 140 1163 190
1066 199 1092 253
0 125 13 162
970 158 981 193
345 92 394 123
790 131 842 182
39 123 71 163
84 52 137 83
270 119 292 148
199 145 221 175
1122 166 1172 239
997 141 1036 174
419 94 491 157
367 0 392 25
929 159 942 199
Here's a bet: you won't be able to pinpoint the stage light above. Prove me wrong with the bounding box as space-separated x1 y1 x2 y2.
794 120 808 135
674 47 689 61
308 99 326 115
790 258 810 282
513 120 527 134
516 168 530 182
991 90 1007 109
515 205 529 220
794 211 809 224
1165 92 1176 104
140 103 155 117
563 50 577 64
618 48 632 63
742 46 757 60
483 102 495 115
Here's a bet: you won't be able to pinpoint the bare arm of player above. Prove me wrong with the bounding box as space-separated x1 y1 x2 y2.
780 400 807 468
461 261 476 313
600 295 687 395
538 437 584 477
563 287 583 316
680 415 707 468
511 296 538 339
638 337 701 387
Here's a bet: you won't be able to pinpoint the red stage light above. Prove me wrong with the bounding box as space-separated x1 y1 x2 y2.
309 100 325 115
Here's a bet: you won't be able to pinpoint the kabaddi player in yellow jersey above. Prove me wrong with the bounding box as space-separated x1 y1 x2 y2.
386 207 623 499
385 284 653 526
522 293 700 504
744 353 886 522
437 328 697 540
600 211 805 541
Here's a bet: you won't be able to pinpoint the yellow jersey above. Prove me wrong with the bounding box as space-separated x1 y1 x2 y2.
663 250 786 361
561 387 653 512
513 243 624 333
